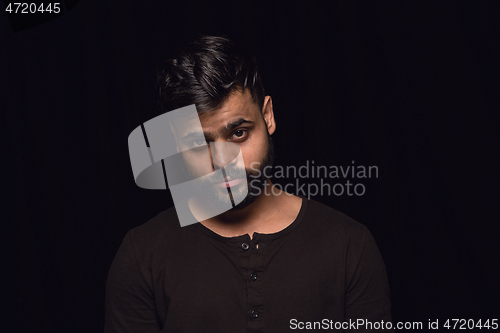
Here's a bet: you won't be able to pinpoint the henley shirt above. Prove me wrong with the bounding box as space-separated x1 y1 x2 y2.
104 197 392 332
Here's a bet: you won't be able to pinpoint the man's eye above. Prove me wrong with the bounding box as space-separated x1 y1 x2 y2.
190 139 206 147
232 130 246 139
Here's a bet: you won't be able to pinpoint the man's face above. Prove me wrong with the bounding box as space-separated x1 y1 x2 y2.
174 89 275 211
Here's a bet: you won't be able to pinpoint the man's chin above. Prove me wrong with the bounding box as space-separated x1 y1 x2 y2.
193 175 269 213
231 192 258 210
230 179 268 210
205 187 260 212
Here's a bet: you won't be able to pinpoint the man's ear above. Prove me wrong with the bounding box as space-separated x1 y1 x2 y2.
262 96 276 135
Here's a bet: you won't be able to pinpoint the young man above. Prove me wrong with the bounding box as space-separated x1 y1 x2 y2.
105 36 392 332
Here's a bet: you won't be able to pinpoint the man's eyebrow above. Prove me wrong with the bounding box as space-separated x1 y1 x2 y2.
182 118 253 142
219 118 253 134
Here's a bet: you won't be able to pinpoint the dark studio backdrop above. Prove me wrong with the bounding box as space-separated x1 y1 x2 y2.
3 0 499 332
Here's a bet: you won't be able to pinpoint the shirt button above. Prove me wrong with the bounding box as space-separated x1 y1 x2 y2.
250 273 257 281
241 243 250 250
251 310 259 319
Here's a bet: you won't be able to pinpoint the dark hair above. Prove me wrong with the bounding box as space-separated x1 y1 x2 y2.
156 35 265 114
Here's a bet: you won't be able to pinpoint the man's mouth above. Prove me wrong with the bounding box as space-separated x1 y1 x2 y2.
216 177 243 188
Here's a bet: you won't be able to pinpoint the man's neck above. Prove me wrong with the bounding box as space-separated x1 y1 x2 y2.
199 181 302 239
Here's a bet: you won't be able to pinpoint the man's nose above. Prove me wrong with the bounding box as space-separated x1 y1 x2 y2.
209 141 239 170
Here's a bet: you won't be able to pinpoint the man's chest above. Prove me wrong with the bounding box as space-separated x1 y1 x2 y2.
151 240 346 331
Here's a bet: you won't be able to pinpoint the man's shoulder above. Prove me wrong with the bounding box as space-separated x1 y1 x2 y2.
127 205 183 249
303 198 368 237
299 198 378 255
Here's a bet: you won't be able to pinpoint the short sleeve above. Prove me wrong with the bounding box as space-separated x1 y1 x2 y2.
344 227 393 332
104 231 160 333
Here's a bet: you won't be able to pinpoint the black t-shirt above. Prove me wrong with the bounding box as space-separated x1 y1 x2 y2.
104 197 392 332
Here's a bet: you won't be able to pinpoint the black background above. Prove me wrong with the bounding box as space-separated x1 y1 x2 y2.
3 1 499 332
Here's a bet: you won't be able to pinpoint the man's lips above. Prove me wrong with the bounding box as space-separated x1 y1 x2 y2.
216 178 243 188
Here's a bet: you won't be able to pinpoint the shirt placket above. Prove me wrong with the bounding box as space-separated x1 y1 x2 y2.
240 236 266 332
